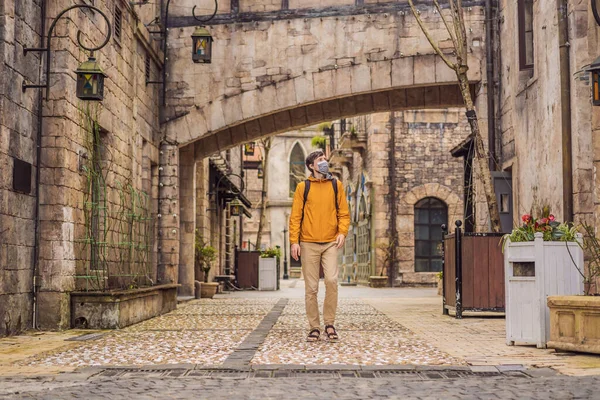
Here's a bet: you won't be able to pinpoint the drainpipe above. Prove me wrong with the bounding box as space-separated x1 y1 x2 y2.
485 0 497 170
32 0 47 330
388 113 398 287
557 0 573 222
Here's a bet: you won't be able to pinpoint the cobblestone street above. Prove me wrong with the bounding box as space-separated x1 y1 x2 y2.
1 282 600 399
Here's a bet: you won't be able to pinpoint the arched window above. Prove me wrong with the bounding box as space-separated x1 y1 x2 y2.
289 143 305 197
414 197 448 272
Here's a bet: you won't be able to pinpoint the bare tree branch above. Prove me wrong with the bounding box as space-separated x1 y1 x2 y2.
407 0 456 70
433 0 459 51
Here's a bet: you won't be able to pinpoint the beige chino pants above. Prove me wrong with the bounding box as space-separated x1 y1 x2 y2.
300 242 339 330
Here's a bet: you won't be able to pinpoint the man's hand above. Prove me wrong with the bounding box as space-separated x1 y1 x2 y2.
335 234 346 249
291 244 301 261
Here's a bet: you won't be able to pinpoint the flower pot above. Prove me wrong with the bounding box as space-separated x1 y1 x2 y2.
547 295 600 355
369 276 388 288
504 233 584 348
436 276 443 296
199 282 219 299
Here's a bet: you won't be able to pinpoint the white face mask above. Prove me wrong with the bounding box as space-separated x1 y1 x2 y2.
317 160 329 175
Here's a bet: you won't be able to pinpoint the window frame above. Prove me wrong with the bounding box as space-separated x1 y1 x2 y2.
517 0 534 71
414 197 448 273
289 143 305 198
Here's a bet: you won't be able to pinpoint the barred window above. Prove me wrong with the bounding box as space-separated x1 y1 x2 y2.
414 197 447 273
145 54 151 82
114 5 122 43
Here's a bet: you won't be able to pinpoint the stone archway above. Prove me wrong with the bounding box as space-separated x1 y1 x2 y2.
165 5 486 153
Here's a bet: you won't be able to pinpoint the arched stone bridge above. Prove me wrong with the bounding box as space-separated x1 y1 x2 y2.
165 0 488 156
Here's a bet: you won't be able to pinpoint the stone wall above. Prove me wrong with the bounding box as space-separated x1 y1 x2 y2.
0 0 43 336
0 0 164 334
340 110 466 285
498 0 593 225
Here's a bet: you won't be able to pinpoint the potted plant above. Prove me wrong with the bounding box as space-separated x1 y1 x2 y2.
370 240 394 288
258 247 281 291
194 230 219 299
547 223 600 354
502 208 583 348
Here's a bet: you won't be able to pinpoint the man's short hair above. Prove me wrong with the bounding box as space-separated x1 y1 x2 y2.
305 150 325 173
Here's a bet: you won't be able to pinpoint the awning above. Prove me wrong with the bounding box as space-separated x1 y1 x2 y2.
209 155 253 212
450 134 475 158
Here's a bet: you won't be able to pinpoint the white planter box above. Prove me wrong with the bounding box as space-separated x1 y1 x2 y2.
504 233 584 348
259 257 277 291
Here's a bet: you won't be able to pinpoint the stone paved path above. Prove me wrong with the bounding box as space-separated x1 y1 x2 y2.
15 295 460 368
2 281 600 399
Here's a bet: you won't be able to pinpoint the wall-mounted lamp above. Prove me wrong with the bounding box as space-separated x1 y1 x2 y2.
22 4 112 101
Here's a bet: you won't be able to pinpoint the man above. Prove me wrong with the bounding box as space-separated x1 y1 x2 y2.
289 150 350 342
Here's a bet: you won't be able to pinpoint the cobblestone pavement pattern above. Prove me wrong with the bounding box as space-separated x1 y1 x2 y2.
16 296 460 368
252 299 462 365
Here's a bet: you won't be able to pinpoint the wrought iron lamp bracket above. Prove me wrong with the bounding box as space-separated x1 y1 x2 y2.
142 0 218 104
22 4 112 100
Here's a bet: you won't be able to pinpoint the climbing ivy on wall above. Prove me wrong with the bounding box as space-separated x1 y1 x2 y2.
74 103 154 291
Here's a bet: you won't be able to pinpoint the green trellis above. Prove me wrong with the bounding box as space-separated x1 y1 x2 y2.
74 103 154 291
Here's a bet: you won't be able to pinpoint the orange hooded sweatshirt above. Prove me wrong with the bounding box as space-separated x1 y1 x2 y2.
289 176 350 244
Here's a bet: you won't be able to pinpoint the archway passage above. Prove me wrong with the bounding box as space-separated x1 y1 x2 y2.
185 83 477 159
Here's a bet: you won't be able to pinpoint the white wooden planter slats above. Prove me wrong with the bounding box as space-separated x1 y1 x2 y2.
504 233 584 348
259 257 277 291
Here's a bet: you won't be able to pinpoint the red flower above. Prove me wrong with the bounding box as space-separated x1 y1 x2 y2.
522 214 532 223
549 215 555 222
539 218 548 225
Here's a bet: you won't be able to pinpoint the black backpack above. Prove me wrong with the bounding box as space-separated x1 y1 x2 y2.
301 179 339 228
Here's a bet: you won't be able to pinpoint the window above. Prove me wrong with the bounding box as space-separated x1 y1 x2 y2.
114 5 122 43
414 197 448 273
145 54 151 83
518 0 534 70
289 143 305 197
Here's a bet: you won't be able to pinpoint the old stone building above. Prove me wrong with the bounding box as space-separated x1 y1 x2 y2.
498 0 595 229
329 110 468 286
1 0 491 336
3 0 599 337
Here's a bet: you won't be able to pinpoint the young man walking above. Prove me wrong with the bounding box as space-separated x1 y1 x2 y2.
289 150 350 342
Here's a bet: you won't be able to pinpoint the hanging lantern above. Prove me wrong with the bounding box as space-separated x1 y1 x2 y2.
257 162 264 179
587 56 600 106
191 26 213 64
75 56 106 101
244 142 256 156
230 198 242 217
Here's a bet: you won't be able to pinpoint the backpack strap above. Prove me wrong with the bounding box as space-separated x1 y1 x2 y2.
300 179 311 229
331 178 339 214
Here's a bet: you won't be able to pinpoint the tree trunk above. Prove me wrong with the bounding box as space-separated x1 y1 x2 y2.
256 139 271 247
457 73 502 233
407 0 502 233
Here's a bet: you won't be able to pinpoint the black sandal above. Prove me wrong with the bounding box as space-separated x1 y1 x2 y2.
324 325 339 341
306 328 320 342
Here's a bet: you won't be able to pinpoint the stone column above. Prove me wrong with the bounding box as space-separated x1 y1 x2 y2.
157 142 179 285
178 145 196 297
